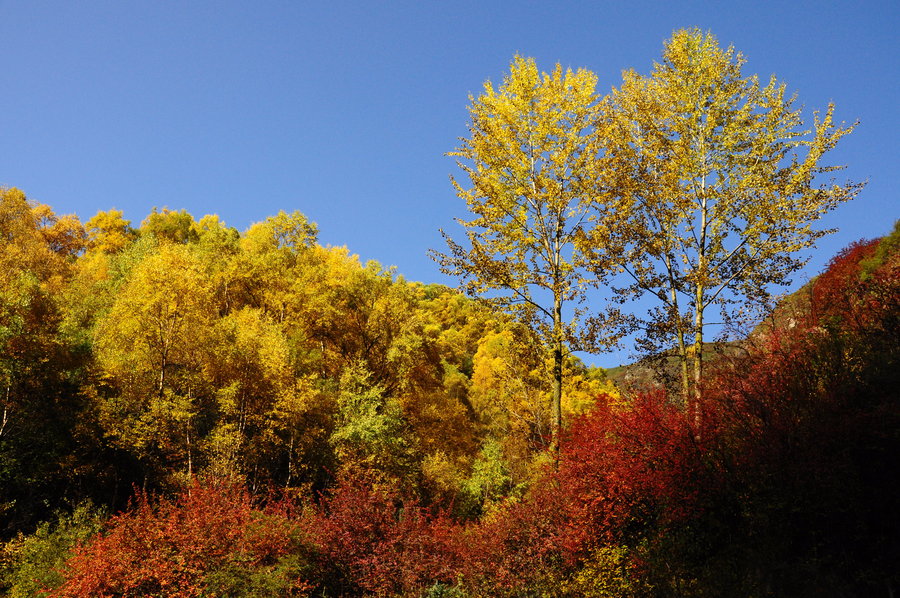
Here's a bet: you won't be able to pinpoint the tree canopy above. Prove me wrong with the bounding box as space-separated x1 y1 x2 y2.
590 28 863 401
432 55 617 456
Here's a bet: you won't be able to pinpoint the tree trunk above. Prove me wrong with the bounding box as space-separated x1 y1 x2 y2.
0 387 9 439
550 294 563 462
665 254 691 404
185 418 193 479
287 432 295 488
693 164 708 431
674 303 690 406
692 297 704 436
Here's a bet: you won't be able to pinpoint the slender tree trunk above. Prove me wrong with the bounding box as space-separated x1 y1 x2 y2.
550 293 563 462
287 432 295 488
693 289 705 401
185 418 193 479
693 294 705 435
665 254 691 404
0 386 9 439
186 385 194 496
693 160 709 432
676 328 690 407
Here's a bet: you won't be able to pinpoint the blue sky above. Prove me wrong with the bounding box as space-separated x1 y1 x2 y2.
2 1 896 366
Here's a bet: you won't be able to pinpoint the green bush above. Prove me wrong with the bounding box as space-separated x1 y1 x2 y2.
2 502 105 597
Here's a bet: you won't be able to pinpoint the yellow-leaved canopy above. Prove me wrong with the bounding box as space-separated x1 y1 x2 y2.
586 28 863 404
431 56 624 458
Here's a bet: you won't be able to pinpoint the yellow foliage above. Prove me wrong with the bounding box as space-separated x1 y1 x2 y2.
562 368 622 417
589 28 863 399
85 209 135 254
470 328 546 436
563 545 651 597
421 450 467 504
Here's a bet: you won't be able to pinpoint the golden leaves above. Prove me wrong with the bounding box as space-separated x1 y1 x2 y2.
593 28 863 399
437 55 607 322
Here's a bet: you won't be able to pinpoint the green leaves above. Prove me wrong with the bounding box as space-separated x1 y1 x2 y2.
331 362 417 487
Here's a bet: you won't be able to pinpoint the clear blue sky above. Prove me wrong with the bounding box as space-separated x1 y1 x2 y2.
2 1 897 366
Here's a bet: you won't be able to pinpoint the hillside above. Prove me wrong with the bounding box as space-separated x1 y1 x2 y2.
1 187 898 596
608 264 866 393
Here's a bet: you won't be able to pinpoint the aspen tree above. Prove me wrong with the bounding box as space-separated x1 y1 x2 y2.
589 29 863 405
433 56 615 458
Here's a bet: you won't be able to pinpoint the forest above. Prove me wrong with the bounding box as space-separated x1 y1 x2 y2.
1 29 898 598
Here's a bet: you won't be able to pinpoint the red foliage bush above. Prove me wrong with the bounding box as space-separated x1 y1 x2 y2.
50 479 313 597
307 477 463 596
569 391 715 526
810 238 879 327
452 391 716 594
456 485 566 594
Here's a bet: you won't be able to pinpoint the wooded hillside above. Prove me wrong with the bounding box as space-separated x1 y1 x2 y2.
1 185 897 596
0 28 893 598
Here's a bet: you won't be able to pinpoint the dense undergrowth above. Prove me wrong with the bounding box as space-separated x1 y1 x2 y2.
1 188 897 596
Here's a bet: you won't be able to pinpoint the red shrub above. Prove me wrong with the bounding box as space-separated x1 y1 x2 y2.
453 391 715 594
51 479 313 597
455 486 566 594
307 477 463 596
808 238 880 332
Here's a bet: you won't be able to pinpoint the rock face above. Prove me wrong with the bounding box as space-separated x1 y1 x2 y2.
749 279 816 342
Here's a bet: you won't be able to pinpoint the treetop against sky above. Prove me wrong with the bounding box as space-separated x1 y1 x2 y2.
2 2 895 365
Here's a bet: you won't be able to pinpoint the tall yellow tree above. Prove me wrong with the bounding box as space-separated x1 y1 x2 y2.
589 29 863 404
93 243 216 478
0 188 77 441
432 56 614 457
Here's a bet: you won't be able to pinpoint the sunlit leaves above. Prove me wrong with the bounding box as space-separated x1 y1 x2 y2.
435 55 614 456
439 56 605 331
330 362 417 488
140 207 198 245
241 210 318 255
593 28 863 399
85 209 135 255
93 244 216 474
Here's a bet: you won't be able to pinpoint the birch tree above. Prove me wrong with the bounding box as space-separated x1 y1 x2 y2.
589 29 863 404
432 56 616 457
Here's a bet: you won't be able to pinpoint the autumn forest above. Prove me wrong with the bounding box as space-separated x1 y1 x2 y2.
1 29 898 597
